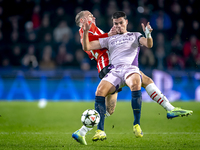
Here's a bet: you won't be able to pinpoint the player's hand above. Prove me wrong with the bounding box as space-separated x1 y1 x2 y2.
108 26 117 36
141 22 153 33
141 22 153 39
82 17 92 32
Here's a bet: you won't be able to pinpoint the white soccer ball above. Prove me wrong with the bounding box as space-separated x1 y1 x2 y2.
81 109 100 128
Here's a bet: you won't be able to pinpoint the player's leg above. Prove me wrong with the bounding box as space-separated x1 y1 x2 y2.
72 80 115 144
105 92 118 117
140 71 175 111
140 71 193 118
126 73 143 138
93 80 116 141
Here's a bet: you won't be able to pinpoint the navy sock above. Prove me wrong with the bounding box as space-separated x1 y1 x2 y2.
131 90 142 125
95 96 106 131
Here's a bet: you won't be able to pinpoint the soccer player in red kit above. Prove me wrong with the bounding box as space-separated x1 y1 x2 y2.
72 10 193 145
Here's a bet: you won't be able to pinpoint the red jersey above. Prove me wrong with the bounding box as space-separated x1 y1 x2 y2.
79 23 110 73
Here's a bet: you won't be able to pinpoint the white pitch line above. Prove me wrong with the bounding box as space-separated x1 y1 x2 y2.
0 132 200 135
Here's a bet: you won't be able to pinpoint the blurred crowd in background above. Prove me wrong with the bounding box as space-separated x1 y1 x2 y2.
0 0 200 71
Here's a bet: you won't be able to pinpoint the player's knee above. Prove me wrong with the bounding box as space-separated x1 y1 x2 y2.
129 82 141 91
95 86 108 97
95 88 103 96
128 77 141 91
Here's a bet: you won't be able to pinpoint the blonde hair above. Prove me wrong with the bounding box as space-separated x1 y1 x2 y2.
75 10 87 27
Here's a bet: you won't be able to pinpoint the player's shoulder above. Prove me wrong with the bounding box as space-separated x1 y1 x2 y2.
127 32 143 39
127 31 142 35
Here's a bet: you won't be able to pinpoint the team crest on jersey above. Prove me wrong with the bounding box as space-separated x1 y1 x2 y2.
127 33 134 36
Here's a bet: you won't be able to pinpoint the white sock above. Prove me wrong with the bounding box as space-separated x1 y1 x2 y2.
145 83 175 111
79 125 93 136
105 111 110 118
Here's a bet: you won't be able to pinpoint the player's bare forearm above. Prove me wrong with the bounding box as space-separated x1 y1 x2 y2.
82 30 91 51
147 37 153 48
82 18 102 51
82 33 102 50
139 37 153 48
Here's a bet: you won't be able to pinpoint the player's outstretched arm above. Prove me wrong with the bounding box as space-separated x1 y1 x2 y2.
82 18 102 51
139 22 153 48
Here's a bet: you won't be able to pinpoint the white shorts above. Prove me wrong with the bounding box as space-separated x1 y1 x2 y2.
102 64 141 92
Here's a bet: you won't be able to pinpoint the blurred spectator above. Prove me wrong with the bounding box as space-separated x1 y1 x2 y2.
106 0 118 28
24 21 37 45
22 44 38 69
32 5 41 29
139 47 155 69
182 5 195 30
169 2 182 26
72 31 82 52
38 32 55 51
171 34 183 56
183 35 200 58
9 31 21 45
167 53 185 70
155 45 166 70
81 60 91 71
39 45 56 70
53 20 72 43
1 56 11 69
150 9 172 33
37 14 53 41
51 7 73 28
92 8 106 31
25 31 37 45
74 49 91 71
10 45 23 67
154 32 171 54
174 19 187 41
122 0 133 19
55 44 74 66
191 20 200 39
183 35 200 69
74 49 85 66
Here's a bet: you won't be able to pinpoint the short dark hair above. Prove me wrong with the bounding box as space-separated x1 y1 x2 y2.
112 11 127 20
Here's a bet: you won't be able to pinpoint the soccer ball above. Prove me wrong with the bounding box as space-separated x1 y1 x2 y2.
81 109 100 128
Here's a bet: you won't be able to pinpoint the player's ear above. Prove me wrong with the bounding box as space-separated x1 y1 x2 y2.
80 18 83 24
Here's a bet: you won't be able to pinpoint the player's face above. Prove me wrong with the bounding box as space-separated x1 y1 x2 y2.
84 11 96 25
113 17 128 34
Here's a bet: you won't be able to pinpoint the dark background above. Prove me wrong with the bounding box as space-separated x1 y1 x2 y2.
0 0 199 72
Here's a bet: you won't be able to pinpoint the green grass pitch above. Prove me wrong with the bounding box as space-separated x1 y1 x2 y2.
0 101 200 150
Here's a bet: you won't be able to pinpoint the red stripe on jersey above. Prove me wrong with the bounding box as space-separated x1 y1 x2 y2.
79 22 110 73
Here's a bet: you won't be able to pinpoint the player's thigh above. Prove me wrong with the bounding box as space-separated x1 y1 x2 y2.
105 93 118 115
125 73 141 91
140 71 153 88
96 80 116 96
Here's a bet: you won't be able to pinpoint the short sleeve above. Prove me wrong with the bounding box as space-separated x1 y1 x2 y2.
135 32 144 45
99 37 109 49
